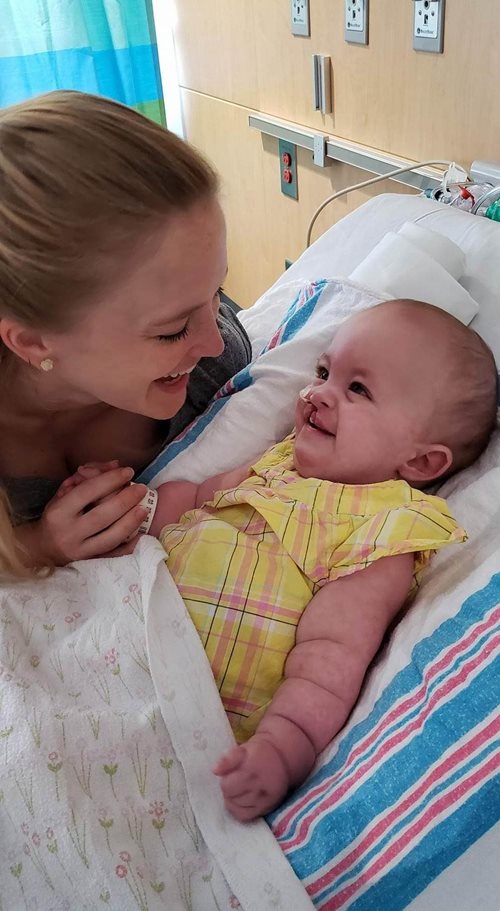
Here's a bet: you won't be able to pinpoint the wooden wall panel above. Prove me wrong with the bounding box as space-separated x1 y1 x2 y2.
171 0 500 306
181 90 413 310
174 0 500 164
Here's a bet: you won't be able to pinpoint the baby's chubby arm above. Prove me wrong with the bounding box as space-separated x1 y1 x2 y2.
215 552 414 820
149 463 252 535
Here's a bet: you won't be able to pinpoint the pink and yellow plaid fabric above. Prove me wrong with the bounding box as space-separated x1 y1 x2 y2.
160 437 465 741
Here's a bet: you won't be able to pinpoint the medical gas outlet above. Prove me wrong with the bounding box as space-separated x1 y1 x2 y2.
345 0 369 45
290 0 310 37
413 0 445 53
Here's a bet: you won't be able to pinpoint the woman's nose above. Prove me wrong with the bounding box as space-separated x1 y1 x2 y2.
194 302 225 359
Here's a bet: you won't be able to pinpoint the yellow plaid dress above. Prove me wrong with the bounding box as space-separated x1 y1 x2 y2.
160 436 465 741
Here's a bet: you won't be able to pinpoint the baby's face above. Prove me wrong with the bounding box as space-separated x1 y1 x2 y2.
294 305 440 485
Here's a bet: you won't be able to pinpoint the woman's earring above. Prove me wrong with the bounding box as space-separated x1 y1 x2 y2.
39 358 54 372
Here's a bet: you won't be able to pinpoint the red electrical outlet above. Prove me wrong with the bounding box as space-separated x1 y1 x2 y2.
279 139 298 199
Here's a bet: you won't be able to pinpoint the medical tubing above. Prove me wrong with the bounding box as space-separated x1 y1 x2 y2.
306 159 463 248
470 185 500 216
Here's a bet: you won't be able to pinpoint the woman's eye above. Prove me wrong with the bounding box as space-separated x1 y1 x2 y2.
157 323 189 344
349 380 370 398
315 364 329 381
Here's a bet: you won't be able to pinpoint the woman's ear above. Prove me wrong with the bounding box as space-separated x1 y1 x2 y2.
0 318 52 367
398 444 453 485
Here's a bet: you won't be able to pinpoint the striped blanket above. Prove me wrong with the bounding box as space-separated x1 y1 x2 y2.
270 560 500 909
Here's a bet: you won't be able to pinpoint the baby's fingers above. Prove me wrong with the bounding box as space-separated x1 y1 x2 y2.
224 798 265 822
213 745 246 777
56 476 79 498
77 460 119 476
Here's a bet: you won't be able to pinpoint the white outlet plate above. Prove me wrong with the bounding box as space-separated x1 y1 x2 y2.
345 0 368 45
413 0 445 53
291 0 310 37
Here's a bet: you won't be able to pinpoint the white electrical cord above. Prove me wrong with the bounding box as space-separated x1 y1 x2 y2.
305 159 466 248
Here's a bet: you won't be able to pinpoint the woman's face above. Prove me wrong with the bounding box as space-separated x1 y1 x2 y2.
43 198 228 420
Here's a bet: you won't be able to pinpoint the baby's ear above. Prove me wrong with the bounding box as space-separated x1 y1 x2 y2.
398 444 453 485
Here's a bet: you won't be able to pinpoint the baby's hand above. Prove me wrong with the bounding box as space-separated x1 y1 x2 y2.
57 461 120 498
213 736 290 821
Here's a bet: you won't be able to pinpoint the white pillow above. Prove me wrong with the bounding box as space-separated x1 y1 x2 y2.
270 193 500 363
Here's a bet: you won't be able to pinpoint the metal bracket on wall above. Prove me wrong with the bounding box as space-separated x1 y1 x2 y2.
248 112 444 189
313 134 327 167
312 54 332 115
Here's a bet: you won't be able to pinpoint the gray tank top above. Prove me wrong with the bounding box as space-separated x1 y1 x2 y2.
3 476 62 524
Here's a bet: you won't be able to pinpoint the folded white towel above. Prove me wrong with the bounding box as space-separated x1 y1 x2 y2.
349 225 478 326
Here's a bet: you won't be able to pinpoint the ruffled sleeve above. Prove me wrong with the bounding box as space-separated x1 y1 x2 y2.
321 485 466 587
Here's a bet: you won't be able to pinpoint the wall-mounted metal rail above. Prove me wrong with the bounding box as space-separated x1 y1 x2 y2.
249 112 444 190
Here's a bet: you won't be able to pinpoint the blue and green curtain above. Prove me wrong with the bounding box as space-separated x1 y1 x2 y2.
0 0 165 123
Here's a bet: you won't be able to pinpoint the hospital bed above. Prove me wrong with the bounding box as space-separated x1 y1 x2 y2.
1 192 498 910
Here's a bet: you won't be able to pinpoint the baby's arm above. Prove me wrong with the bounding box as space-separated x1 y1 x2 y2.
150 463 252 535
215 552 414 820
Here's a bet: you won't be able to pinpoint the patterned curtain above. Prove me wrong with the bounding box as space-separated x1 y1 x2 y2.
0 0 165 123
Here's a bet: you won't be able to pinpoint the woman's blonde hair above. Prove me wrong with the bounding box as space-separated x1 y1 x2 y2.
0 90 219 577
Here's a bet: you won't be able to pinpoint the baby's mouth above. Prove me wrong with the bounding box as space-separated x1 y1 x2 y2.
307 409 334 436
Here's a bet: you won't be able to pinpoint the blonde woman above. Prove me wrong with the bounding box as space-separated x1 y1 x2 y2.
0 91 250 576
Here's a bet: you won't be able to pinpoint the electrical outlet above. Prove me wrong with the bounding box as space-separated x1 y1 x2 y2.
291 0 310 37
279 139 298 200
345 0 368 45
413 0 445 53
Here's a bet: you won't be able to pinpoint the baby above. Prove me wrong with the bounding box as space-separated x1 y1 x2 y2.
62 299 498 820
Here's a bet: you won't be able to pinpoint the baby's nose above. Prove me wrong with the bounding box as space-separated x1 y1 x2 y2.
309 384 336 409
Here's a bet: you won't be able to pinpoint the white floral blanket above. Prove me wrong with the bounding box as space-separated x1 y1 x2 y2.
0 538 313 911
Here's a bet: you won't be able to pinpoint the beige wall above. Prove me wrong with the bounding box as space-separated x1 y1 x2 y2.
172 0 499 308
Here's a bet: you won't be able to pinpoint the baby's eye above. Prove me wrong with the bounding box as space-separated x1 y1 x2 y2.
349 380 370 398
315 364 329 381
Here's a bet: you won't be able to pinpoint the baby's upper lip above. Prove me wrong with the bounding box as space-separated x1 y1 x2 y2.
307 406 334 435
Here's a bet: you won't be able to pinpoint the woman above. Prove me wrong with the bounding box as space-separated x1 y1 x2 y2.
0 91 251 575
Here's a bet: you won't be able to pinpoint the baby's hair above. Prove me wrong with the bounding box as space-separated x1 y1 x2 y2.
381 299 498 478
0 90 219 578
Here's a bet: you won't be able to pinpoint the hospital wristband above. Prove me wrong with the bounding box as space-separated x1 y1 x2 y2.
132 485 158 534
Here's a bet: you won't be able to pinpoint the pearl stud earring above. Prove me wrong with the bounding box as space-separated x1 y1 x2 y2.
39 358 54 372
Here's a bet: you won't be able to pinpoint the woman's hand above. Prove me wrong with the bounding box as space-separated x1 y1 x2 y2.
20 467 149 566
56 460 119 497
